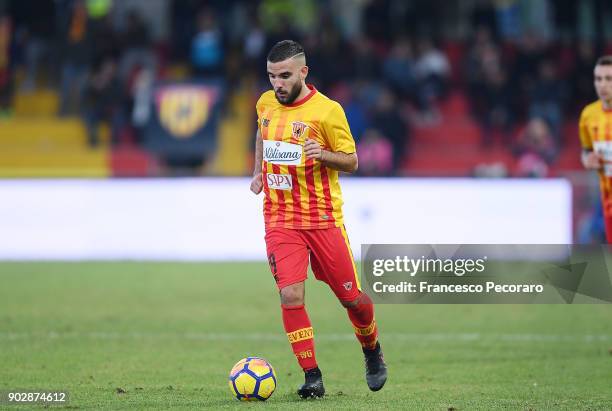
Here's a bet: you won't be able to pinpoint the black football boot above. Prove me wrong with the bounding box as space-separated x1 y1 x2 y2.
363 342 387 391
297 367 325 398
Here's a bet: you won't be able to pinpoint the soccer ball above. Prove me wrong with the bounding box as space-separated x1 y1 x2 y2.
228 357 277 401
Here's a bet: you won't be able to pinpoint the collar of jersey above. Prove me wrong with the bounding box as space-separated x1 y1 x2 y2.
284 84 317 107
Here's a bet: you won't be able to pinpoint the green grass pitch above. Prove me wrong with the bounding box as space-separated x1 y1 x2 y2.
1 262 611 410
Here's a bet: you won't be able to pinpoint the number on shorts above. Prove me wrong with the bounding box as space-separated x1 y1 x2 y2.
268 253 277 274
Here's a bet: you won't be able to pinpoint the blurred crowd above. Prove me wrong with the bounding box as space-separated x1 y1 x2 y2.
1 0 611 177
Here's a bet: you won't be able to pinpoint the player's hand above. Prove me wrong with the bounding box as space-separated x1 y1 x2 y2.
582 151 603 170
304 138 324 160
250 173 263 194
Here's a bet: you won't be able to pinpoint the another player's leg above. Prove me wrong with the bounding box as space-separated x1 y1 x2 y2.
279 282 325 399
603 197 612 243
342 293 387 391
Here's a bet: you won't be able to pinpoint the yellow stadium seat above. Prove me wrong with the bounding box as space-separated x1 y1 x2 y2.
213 88 253 175
13 89 60 117
0 148 110 178
0 118 109 147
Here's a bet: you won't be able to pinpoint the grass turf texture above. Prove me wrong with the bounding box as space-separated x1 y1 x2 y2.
0 262 611 410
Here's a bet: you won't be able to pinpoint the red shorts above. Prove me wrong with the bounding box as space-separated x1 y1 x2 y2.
264 226 361 302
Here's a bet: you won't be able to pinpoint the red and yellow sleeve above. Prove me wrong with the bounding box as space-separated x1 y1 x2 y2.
321 103 356 154
256 91 275 129
579 105 593 150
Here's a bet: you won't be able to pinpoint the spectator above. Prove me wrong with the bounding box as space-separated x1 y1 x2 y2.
362 0 391 45
90 13 119 65
329 83 370 143
243 17 266 67
191 9 224 78
511 31 548 106
313 23 348 90
82 57 124 147
464 25 507 142
130 67 154 133
118 10 156 82
13 0 56 91
371 88 409 173
513 117 557 177
570 41 597 113
414 36 450 101
347 37 377 81
528 59 568 141
58 0 92 116
382 37 426 112
0 13 14 116
478 65 515 145
357 128 393 176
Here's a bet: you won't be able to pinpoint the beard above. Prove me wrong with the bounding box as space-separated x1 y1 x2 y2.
274 82 303 105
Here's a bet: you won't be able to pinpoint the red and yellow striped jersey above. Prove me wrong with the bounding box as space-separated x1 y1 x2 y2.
579 100 612 196
256 84 356 229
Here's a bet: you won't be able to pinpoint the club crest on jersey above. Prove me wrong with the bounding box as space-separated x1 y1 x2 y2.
262 118 270 127
291 121 309 142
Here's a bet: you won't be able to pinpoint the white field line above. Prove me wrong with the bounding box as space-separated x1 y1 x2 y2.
0 331 610 343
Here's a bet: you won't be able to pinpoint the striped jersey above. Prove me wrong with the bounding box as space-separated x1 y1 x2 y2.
579 100 612 196
256 84 356 229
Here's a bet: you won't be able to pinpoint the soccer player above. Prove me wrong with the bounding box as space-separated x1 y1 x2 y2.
250 40 387 398
579 55 612 242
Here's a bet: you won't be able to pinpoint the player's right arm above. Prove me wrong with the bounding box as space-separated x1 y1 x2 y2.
250 129 263 194
579 105 603 170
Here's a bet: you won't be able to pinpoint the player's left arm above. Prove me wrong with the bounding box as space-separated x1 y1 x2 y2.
304 140 358 173
308 103 358 174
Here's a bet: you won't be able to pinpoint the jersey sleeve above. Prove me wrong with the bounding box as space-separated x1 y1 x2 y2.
321 103 356 154
578 106 593 150
255 91 274 129
255 96 265 128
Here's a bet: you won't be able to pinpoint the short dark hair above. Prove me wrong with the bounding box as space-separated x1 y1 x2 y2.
267 40 305 63
596 55 612 66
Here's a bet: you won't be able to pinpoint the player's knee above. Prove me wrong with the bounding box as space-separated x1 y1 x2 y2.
280 284 304 306
340 293 363 308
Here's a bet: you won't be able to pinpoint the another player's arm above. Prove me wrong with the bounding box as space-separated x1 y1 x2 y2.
250 130 264 194
304 139 358 173
578 110 603 170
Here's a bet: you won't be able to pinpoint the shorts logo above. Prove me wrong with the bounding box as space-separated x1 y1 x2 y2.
268 253 277 274
267 173 292 190
291 121 309 142
287 327 314 343
343 281 353 291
